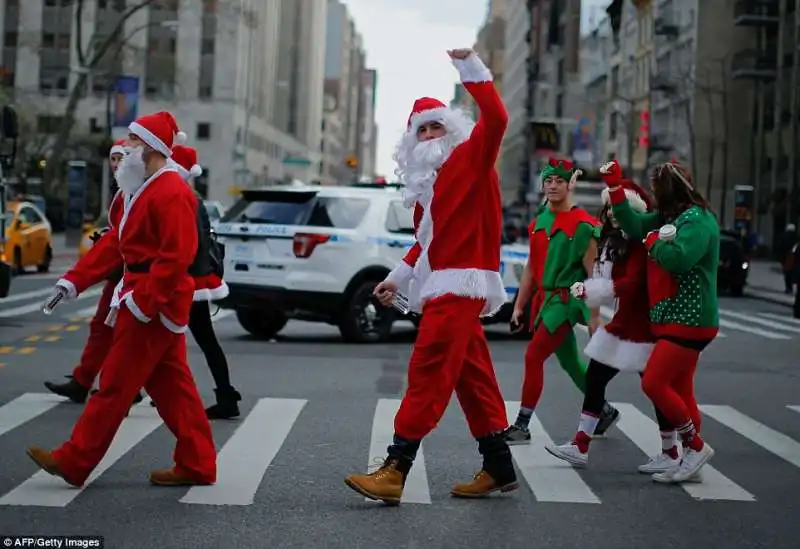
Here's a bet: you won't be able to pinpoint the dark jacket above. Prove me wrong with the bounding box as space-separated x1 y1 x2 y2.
188 194 214 277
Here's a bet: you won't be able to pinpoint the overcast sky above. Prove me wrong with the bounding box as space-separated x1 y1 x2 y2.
342 0 610 177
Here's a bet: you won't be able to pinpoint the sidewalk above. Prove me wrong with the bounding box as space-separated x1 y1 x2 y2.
745 260 794 307
50 232 80 264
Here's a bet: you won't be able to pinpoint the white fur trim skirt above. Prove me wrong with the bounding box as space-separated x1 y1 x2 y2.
583 326 654 373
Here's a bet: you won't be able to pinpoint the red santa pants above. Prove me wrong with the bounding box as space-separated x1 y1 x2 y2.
71 279 117 390
52 307 217 486
394 294 508 440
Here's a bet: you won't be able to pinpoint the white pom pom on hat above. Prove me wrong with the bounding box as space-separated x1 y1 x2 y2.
175 131 187 144
190 164 203 177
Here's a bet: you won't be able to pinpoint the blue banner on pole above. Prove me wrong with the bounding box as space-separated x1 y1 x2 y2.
112 76 139 128
65 161 87 233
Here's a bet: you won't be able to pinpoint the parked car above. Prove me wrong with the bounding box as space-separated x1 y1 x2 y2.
718 229 749 296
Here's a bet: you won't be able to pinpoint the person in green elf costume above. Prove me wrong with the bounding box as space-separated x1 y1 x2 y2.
503 158 621 445
603 159 718 484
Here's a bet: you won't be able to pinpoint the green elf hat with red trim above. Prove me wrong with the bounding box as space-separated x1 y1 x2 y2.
540 157 575 182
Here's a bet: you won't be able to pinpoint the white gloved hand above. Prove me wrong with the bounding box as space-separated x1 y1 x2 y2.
600 161 615 174
570 281 587 300
658 224 677 241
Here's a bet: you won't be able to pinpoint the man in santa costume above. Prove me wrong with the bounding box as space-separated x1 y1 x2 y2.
545 167 679 473
344 48 515 504
43 140 143 407
504 158 619 445
26 111 217 488
169 144 241 419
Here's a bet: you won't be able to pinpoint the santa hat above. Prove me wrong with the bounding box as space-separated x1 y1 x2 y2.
406 97 449 133
540 157 576 182
128 111 186 157
601 178 653 213
109 139 126 157
171 144 203 180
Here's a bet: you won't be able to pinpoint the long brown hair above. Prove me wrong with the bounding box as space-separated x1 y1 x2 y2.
650 162 711 222
597 204 629 264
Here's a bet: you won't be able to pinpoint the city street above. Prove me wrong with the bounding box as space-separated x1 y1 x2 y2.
0 268 798 548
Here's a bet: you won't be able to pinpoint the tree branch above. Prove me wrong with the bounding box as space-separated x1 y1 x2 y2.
75 0 86 67
87 0 156 69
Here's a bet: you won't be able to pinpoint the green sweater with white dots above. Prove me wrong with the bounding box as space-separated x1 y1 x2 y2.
610 194 720 341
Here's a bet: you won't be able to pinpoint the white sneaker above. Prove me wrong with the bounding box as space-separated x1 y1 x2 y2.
638 452 681 474
652 444 714 484
545 442 589 467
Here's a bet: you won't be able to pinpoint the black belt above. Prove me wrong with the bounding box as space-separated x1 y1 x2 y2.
126 262 151 273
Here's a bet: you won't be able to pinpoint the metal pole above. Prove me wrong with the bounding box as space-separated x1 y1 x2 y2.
101 79 113 213
241 10 255 190
772 0 786 230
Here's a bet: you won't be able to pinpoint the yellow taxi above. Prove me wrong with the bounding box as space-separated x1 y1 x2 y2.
4 200 53 274
78 211 109 259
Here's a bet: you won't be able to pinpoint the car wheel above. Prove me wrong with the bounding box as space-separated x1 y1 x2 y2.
339 280 395 343
235 309 288 339
37 245 52 273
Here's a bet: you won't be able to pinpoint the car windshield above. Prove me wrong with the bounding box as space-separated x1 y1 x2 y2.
220 190 370 229
204 203 221 221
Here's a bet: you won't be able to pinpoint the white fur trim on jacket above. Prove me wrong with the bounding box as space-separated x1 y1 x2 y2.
55 278 78 299
193 281 229 302
584 326 654 373
452 54 493 83
420 268 507 317
601 187 647 213
582 259 615 308
385 261 414 293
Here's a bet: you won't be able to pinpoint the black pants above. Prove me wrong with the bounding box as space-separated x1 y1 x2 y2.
583 359 672 431
188 301 232 391
794 287 800 319
784 270 795 293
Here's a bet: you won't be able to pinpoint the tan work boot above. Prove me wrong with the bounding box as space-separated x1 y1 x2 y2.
26 447 83 487
451 469 519 498
149 468 214 487
344 458 407 505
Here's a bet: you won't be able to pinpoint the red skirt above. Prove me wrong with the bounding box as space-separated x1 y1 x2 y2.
193 274 229 302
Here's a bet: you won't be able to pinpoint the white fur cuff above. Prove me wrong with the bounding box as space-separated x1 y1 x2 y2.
386 261 414 287
55 278 78 299
453 55 493 83
583 277 615 308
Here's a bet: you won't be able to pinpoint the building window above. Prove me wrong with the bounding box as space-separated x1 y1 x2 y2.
197 122 211 140
199 86 212 98
4 32 17 47
201 39 214 55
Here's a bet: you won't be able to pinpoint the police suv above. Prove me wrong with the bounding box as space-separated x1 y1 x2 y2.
214 182 529 343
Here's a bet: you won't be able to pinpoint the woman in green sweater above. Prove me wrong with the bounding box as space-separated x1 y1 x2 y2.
604 160 718 485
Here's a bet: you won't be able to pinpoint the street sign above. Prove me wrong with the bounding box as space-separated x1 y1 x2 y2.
283 156 312 166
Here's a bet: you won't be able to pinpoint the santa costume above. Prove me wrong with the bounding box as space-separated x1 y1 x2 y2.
26 111 217 488
545 174 678 471
44 140 144 407
344 50 516 504
170 144 241 420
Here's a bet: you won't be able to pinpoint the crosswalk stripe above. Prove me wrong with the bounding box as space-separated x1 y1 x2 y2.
0 287 55 305
0 287 103 318
612 403 755 501
786 405 800 415
0 393 64 438
0 399 163 507
719 309 800 334
504 401 600 504
717 318 791 339
701 405 800 469
180 398 307 506
364 399 430 504
758 312 800 326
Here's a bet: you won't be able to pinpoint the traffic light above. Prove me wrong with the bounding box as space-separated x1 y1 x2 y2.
345 156 358 168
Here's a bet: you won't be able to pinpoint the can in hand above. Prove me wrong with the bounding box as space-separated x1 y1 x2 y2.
41 288 66 315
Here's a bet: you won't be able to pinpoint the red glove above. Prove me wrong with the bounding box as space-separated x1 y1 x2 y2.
644 231 659 250
599 160 623 187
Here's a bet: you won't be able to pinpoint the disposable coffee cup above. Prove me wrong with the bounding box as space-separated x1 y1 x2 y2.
659 224 677 241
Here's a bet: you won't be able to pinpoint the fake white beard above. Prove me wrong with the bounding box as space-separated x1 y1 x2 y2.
115 147 147 194
401 137 452 208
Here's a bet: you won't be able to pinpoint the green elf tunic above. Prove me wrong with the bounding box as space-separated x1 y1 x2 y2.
527 206 600 391
609 187 720 341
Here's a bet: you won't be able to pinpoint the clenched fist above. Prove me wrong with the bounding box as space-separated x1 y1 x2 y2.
599 160 623 187
447 48 474 60
570 281 587 300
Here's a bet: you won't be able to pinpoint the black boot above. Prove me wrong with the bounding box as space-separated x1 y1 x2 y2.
205 387 242 420
44 376 89 404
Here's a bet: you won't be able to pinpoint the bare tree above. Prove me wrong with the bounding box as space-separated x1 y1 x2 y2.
41 0 157 191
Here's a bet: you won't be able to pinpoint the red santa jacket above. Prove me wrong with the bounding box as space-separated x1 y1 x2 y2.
386 54 509 316
56 166 198 332
583 240 654 343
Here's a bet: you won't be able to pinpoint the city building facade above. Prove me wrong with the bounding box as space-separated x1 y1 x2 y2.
0 0 332 206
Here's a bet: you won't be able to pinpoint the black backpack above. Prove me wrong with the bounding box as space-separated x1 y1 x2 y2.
188 197 224 278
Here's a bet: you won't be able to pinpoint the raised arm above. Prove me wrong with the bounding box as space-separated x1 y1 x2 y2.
608 187 662 240
450 49 508 170
55 228 124 298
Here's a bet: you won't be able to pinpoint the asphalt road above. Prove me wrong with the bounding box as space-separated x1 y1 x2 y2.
0 267 799 549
